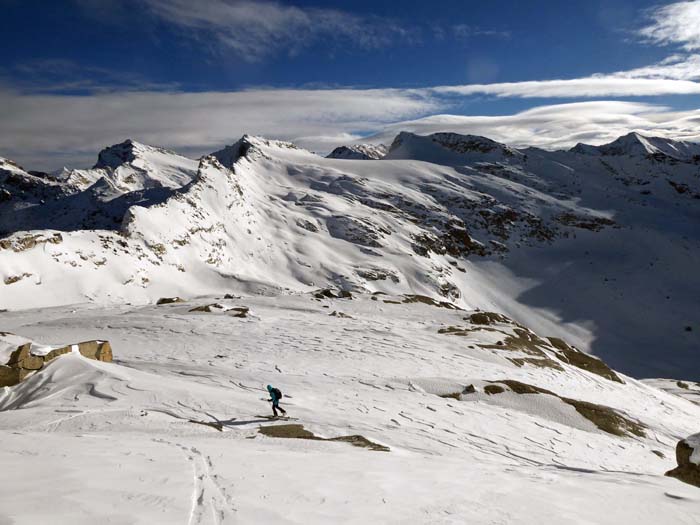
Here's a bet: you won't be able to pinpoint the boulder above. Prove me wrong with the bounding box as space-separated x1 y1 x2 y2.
0 338 113 387
666 434 700 488
0 365 23 387
76 341 113 362
19 355 44 370
44 346 73 363
229 307 249 318
6 343 31 365
314 289 352 300
156 297 185 305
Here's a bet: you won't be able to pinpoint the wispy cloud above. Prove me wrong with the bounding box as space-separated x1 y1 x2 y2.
1 59 179 94
451 24 511 40
2 80 699 172
432 77 700 98
605 54 700 81
0 86 442 169
638 0 700 50
138 0 418 61
368 101 700 151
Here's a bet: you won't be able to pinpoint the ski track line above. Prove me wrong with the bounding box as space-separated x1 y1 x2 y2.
153 438 236 525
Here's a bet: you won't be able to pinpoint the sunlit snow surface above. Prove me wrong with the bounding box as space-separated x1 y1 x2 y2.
1 294 699 524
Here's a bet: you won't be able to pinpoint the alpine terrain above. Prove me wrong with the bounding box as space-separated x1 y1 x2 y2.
1 131 699 523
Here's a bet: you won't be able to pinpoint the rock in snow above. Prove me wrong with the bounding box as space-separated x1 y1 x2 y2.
666 433 700 487
0 333 113 387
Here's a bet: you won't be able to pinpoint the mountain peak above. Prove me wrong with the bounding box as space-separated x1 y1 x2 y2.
571 132 700 161
93 139 152 169
326 144 387 160
385 131 521 163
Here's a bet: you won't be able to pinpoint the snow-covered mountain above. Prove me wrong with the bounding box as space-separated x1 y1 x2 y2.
1 131 699 380
2 130 700 523
326 143 387 160
571 132 700 162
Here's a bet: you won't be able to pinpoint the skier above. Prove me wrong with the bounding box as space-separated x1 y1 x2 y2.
266 384 287 417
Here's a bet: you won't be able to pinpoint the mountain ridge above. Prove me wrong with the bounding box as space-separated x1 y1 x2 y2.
1 130 699 378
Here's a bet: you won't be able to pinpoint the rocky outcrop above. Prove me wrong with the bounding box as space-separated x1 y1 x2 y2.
156 297 185 305
314 289 353 300
0 336 113 387
666 434 700 488
548 337 623 383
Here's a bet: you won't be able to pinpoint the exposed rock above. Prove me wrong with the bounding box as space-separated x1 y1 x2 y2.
485 379 646 438
666 434 700 488
484 384 505 395
508 356 564 371
329 311 353 319
189 303 223 313
548 337 623 383
0 366 26 387
156 297 185 305
7 343 31 366
326 144 387 160
44 346 73 363
296 218 319 233
355 267 400 283
0 338 113 387
20 355 44 370
469 312 511 325
0 232 63 252
326 215 386 248
259 423 389 452
229 307 249 318
314 288 353 300
3 272 32 285
556 213 615 232
401 294 461 310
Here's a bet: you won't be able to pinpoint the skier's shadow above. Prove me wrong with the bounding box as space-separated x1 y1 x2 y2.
218 418 271 427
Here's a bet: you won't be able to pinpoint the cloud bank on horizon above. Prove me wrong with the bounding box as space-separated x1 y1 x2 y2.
1 0 700 169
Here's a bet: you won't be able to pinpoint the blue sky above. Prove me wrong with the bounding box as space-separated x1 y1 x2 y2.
1 0 699 169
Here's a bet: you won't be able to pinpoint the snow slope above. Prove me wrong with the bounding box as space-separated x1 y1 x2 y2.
0 294 699 524
1 131 699 380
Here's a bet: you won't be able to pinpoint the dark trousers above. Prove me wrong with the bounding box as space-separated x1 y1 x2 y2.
272 401 286 416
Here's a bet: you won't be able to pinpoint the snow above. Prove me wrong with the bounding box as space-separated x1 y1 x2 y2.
326 143 387 160
0 332 30 362
686 434 700 465
4 131 697 378
1 130 700 521
0 294 699 523
572 132 700 161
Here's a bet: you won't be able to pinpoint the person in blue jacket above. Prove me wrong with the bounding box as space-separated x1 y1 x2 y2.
267 384 287 417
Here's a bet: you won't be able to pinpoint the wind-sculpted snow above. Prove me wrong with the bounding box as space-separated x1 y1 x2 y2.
0 295 698 523
0 131 699 379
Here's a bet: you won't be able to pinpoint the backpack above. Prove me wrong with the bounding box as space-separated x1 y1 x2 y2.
272 387 282 399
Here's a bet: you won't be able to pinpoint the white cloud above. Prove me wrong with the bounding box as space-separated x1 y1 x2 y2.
3 81 699 172
0 87 441 170
638 0 700 50
432 77 700 98
605 54 700 81
139 0 416 61
366 101 700 151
